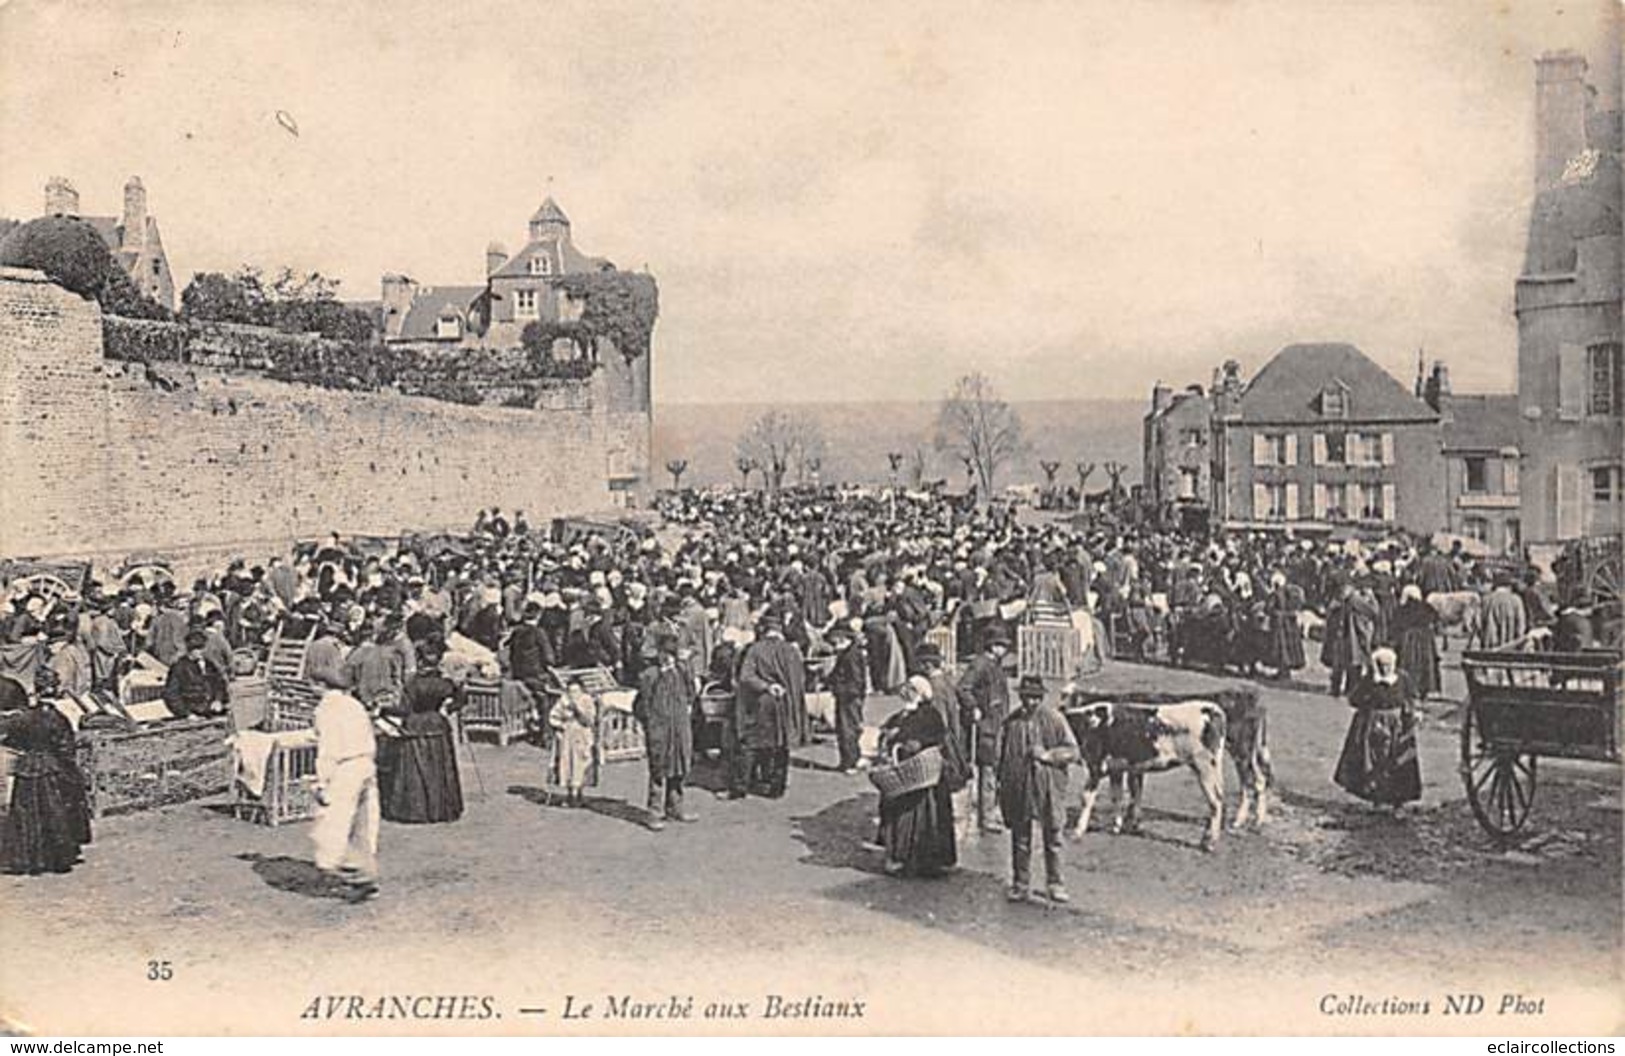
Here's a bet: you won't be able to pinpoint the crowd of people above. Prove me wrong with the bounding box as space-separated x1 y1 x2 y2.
0 487 1614 897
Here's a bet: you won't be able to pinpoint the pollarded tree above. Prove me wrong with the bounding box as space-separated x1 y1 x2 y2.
666 459 689 489
933 372 1028 504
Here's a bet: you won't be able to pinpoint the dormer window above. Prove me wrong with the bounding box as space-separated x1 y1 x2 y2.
436 314 461 340
528 254 553 276
1320 384 1349 418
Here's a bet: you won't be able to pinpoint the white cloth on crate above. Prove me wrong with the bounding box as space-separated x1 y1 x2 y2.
231 728 318 798
599 689 636 713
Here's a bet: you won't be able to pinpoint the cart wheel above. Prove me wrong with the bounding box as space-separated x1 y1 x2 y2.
1460 701 1536 840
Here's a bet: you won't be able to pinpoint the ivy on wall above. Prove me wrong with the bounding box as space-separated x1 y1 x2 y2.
553 271 658 363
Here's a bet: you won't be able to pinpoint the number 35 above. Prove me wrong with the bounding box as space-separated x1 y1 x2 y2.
146 960 173 981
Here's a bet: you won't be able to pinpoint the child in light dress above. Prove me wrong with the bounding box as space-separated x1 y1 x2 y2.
548 678 599 807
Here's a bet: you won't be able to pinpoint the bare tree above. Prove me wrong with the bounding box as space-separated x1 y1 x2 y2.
907 448 928 488
1040 460 1061 486
736 409 825 492
736 455 758 490
933 372 1027 503
1103 460 1128 503
665 458 688 489
1075 461 1096 510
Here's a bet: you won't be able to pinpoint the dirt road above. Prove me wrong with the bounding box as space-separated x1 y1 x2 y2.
3 657 1619 1035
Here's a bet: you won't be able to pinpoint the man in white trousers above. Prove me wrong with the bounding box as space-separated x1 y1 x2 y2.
311 668 380 902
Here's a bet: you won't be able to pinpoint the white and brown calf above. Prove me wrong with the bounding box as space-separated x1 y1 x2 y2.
1061 696 1228 852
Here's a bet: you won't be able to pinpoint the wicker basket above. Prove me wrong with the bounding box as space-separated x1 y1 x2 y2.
867 746 943 801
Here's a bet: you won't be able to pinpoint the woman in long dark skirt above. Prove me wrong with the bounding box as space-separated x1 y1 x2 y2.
876 675 956 878
1263 573 1307 679
1333 648 1422 812
2 667 92 875
1392 585 1441 700
379 642 464 824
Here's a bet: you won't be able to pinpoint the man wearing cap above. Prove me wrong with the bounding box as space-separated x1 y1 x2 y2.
957 624 1012 833
999 674 1078 903
162 629 229 718
633 627 698 830
826 623 867 774
732 613 805 798
311 667 381 900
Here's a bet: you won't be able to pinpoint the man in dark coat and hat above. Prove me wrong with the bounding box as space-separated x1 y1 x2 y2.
826 623 867 774
999 674 1078 904
957 623 1012 833
633 626 697 830
731 613 805 798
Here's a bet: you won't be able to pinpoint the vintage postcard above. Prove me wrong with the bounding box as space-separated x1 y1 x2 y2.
0 0 1620 1038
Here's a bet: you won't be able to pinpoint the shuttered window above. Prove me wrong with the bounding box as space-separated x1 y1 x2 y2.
1558 343 1586 420
1589 343 1622 416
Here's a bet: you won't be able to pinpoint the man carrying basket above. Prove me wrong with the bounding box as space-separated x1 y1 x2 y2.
998 674 1078 904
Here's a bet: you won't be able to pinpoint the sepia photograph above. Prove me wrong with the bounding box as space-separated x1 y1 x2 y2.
0 0 1620 1039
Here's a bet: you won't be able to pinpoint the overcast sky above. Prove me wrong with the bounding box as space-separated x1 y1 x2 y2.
2 1 1618 404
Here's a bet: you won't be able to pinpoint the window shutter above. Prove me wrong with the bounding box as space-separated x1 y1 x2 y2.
1253 483 1268 520
1312 434 1327 465
1381 483 1396 522
1556 465 1582 538
1284 482 1300 521
1313 483 1328 518
1284 434 1298 466
1252 434 1268 466
1380 433 1395 465
1558 343 1585 420
1505 457 1520 496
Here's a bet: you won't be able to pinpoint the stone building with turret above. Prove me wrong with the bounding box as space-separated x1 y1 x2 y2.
1515 49 1623 544
371 194 654 504
36 176 174 310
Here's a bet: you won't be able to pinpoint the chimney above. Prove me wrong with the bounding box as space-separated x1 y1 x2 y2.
122 176 148 252
486 241 507 276
1151 382 1173 415
44 176 80 217
1534 50 1591 193
1424 360 1453 421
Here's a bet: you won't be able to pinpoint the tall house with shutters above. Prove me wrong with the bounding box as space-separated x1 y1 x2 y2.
1211 343 1445 535
1514 50 1623 544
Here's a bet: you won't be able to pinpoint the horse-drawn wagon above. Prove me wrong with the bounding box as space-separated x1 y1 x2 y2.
1458 647 1621 840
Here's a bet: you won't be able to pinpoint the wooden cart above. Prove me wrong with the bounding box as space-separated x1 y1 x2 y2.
1458 647 1622 840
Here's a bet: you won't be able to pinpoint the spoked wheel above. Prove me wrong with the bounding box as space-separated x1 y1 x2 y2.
1460 700 1537 840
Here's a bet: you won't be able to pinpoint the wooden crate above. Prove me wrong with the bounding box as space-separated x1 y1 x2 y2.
461 679 533 746
1018 623 1082 682
598 706 646 763
265 678 321 732
925 625 957 671
76 717 233 819
232 732 319 827
551 666 646 763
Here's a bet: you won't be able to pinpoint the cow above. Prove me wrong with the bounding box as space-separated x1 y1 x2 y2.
1427 590 1483 649
1066 686 1272 831
1060 692 1228 851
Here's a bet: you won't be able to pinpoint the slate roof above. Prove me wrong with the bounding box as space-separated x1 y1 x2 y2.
1442 394 1520 452
396 285 486 340
490 238 612 280
530 197 570 225
1238 343 1438 424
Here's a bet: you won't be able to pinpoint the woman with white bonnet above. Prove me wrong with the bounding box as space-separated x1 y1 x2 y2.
873 675 957 877
1333 646 1422 813
1391 583 1441 700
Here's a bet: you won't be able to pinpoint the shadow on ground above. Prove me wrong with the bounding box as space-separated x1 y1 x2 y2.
787 793 1239 974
